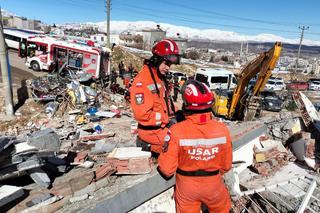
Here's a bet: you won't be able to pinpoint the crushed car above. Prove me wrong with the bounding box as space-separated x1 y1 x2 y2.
260 91 283 112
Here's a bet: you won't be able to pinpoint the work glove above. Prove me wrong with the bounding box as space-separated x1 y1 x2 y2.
166 118 177 129
175 110 185 122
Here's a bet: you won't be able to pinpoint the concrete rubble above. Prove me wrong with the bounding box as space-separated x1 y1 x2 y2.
1 71 320 212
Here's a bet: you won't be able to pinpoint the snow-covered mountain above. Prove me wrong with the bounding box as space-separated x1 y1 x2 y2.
2 5 318 47
91 20 320 46
1 9 16 17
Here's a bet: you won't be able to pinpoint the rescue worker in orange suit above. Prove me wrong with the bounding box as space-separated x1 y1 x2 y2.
130 39 180 154
158 80 233 213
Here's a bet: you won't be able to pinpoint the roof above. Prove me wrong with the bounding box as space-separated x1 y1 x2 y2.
27 36 110 53
4 28 43 37
196 67 234 75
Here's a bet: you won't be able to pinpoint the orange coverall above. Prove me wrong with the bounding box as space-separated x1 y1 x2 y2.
158 112 232 213
130 64 175 153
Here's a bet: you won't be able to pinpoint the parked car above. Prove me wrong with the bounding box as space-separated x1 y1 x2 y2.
308 79 320 90
269 77 284 84
314 102 320 111
286 81 309 91
264 79 286 91
260 91 283 112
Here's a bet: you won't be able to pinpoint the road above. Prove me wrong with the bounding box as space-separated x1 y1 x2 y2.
0 50 47 114
7 50 44 85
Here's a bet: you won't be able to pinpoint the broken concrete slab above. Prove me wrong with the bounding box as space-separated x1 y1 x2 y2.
239 162 313 197
108 147 151 160
79 132 115 142
73 175 114 197
27 128 61 152
91 140 116 154
0 136 15 152
0 185 24 207
69 194 88 203
50 171 95 197
21 195 63 213
27 168 51 188
17 158 44 171
260 139 287 153
95 111 117 118
15 142 38 154
26 193 53 207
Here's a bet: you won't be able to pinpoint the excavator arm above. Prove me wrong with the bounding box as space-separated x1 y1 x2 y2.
227 42 282 119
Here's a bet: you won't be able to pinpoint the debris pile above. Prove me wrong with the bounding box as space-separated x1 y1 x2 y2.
253 137 289 176
0 69 158 212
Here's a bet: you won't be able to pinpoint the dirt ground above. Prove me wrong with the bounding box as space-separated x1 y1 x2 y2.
0 50 46 128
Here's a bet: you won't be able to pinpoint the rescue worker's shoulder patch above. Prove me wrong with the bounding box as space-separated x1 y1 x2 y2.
165 130 172 142
135 93 144 105
162 130 172 152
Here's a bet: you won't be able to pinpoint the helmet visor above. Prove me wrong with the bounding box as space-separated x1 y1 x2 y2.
164 54 180 65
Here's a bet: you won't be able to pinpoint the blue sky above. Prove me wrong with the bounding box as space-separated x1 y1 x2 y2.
2 0 320 41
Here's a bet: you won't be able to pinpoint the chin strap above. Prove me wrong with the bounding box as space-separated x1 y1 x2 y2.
147 65 175 116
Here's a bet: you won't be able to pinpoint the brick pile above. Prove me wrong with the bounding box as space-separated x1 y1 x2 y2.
253 140 289 176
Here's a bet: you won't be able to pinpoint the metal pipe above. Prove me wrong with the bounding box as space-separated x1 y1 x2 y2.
244 194 266 213
297 180 317 213
256 192 281 213
268 191 295 211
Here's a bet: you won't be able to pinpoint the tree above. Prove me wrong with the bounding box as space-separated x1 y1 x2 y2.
186 49 200 60
221 55 229 62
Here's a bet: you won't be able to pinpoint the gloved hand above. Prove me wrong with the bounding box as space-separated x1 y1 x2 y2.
175 110 185 122
166 117 177 128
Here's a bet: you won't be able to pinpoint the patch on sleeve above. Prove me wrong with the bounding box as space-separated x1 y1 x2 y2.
162 130 172 152
136 82 143 87
135 93 144 105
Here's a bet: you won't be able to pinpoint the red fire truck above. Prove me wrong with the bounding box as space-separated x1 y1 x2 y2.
18 35 111 78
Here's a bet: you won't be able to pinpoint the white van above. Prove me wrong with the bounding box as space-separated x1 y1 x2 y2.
194 68 237 90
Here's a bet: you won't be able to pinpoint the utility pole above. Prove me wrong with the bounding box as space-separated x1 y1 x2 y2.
295 26 309 73
246 42 249 56
0 21 14 116
106 0 111 48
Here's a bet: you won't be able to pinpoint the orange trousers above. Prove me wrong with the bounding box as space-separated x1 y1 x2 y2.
174 174 231 213
138 127 168 153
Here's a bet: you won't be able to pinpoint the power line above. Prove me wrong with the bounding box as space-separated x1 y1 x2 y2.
154 0 300 27
112 6 301 35
113 3 320 37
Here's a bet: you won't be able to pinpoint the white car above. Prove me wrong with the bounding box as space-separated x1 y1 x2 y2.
308 81 320 90
264 79 285 91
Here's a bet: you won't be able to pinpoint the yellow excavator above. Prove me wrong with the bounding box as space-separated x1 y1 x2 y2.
212 42 282 121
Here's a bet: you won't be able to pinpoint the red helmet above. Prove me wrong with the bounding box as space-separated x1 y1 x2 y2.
152 39 180 64
182 80 214 111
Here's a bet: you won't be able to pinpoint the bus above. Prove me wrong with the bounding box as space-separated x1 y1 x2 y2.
3 28 42 50
18 35 111 78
